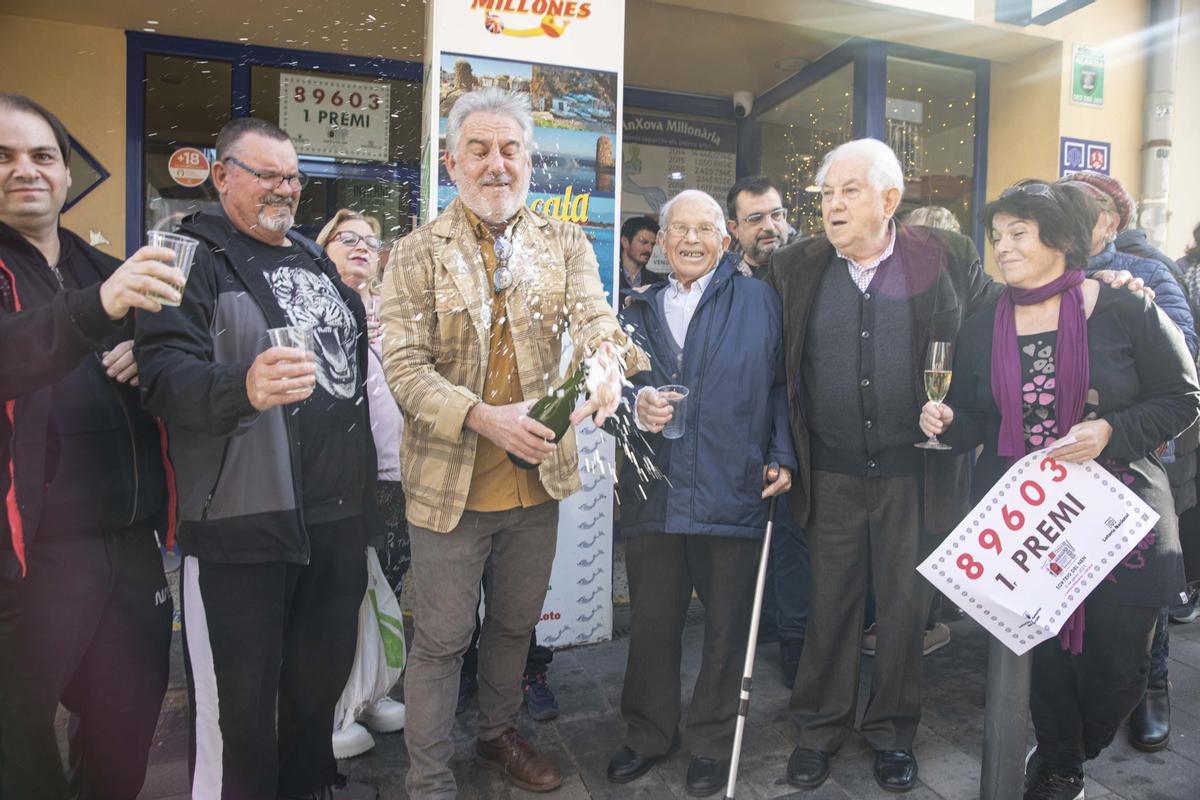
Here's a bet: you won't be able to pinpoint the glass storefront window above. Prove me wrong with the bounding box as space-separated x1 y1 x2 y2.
294 174 413 243
886 56 977 233
143 55 231 234
757 63 854 239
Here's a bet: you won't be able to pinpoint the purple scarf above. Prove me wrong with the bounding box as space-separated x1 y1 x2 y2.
990 269 1090 654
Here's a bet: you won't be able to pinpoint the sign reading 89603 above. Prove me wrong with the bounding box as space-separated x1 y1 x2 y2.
279 73 392 162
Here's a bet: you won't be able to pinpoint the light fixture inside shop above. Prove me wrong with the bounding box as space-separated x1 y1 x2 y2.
774 57 811 72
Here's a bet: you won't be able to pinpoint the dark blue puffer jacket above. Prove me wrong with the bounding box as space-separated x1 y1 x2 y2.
613 257 797 539
1088 243 1198 358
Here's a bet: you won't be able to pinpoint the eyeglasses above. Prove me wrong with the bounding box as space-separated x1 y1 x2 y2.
739 208 787 226
1000 182 1055 200
666 222 722 238
331 231 383 251
224 156 309 191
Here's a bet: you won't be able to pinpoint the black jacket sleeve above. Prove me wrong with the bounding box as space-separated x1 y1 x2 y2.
0 281 123 401
940 313 991 454
133 247 258 437
1102 297 1200 462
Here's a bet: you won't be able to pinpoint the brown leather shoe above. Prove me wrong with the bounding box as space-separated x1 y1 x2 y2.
476 728 563 792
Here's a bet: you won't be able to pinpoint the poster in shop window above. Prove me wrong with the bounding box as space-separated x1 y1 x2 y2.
279 73 391 161
424 0 626 648
917 451 1158 655
621 111 737 223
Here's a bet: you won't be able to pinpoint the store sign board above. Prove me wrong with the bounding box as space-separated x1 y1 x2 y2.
279 73 391 162
1071 44 1105 107
424 0 626 648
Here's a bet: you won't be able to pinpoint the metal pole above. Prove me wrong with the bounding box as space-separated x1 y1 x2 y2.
724 493 778 800
1137 0 1181 252
979 638 1032 800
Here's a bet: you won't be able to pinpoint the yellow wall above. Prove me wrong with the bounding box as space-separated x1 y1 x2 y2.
1167 0 1200 259
1044 0 1148 205
1 15 126 257
983 44 1062 277
984 0 1159 275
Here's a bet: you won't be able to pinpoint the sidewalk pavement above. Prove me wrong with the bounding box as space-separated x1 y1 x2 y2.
129 600 1200 800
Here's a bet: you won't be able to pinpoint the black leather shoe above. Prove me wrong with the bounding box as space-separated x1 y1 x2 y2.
607 746 664 784
685 757 729 797
786 747 831 789
874 749 917 792
1129 680 1170 751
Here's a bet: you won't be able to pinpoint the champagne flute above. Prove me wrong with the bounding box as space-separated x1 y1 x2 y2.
916 340 953 450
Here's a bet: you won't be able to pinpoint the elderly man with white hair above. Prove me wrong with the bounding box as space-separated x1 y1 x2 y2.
605 189 796 797
764 138 998 793
766 141 1152 793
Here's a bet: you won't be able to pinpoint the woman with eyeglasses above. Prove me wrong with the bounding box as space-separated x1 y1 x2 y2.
919 182 1199 800
316 210 409 759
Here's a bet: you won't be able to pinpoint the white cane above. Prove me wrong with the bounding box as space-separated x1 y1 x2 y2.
724 463 781 800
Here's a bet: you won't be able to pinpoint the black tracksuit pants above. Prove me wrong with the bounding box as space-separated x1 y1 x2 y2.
181 517 366 800
1030 597 1159 776
0 526 172 800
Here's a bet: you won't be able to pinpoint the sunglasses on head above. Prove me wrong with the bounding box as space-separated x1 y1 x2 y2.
999 182 1055 200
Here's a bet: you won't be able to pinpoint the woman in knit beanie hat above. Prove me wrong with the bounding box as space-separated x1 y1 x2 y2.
1061 169 1137 241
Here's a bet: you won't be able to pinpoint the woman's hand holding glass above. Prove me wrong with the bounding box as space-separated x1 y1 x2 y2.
919 401 955 440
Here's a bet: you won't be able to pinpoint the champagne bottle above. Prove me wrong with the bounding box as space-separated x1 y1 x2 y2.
508 363 588 470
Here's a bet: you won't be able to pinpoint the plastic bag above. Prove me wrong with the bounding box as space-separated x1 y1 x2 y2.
334 547 406 732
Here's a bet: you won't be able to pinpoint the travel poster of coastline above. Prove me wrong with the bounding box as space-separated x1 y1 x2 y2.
437 52 619 302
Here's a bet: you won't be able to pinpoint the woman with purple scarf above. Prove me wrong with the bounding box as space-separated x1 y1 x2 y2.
919 182 1199 800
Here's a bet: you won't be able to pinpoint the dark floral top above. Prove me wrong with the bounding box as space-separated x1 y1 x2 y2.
1018 332 1157 590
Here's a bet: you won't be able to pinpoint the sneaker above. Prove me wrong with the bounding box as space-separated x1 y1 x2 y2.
1023 770 1084 800
1169 587 1199 624
923 622 952 655
861 623 878 656
456 672 477 716
522 671 560 721
331 722 376 760
358 697 405 733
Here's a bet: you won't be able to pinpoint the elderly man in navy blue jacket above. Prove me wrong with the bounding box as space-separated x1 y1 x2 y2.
605 189 796 797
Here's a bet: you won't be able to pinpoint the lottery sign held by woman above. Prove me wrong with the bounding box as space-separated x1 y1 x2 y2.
919 450 1158 655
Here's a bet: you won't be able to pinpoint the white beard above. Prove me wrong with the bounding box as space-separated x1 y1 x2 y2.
258 207 295 232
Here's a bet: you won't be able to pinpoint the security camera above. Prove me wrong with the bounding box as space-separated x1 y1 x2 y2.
733 91 754 118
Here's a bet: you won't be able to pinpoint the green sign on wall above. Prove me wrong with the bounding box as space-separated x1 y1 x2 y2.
1071 44 1105 107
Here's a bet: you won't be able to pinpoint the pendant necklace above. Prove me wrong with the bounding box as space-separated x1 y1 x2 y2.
492 233 514 293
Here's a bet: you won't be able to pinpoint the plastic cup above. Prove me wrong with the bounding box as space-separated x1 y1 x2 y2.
266 326 317 393
657 384 689 440
146 230 199 307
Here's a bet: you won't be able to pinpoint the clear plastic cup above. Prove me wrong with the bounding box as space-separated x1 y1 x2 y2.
266 326 317 393
657 384 689 440
146 230 199 307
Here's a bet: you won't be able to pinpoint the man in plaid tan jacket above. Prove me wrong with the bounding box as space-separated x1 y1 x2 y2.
380 87 647 798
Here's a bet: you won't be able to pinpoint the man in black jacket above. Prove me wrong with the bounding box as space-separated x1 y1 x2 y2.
135 118 381 800
0 94 185 800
